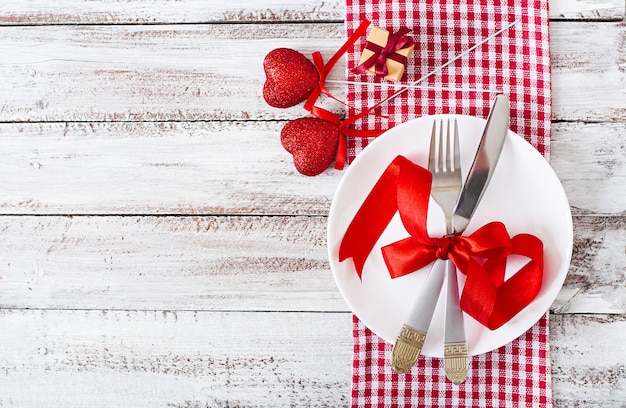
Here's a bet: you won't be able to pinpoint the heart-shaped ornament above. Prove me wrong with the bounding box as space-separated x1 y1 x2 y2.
263 48 319 108
281 117 339 176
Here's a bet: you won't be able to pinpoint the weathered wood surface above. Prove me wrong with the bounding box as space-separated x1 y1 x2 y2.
550 314 626 407
0 121 339 216
0 0 624 406
0 309 354 407
0 121 623 216
0 310 625 407
0 214 623 314
0 22 624 123
0 0 623 24
0 215 342 312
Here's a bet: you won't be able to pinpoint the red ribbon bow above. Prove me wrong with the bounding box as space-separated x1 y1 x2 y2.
301 20 384 170
299 21 421 170
338 155 544 330
303 53 382 170
354 27 414 77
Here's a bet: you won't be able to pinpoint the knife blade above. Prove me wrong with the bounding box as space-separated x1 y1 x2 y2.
444 94 510 384
452 94 510 235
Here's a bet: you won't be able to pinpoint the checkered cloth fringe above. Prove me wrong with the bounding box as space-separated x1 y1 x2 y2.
344 1 553 406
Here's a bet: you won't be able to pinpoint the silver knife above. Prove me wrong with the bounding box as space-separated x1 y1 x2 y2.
452 94 510 234
444 94 510 383
391 258 446 374
391 95 510 376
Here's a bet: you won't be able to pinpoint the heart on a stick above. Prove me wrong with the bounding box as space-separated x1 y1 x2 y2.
263 48 319 108
281 117 339 176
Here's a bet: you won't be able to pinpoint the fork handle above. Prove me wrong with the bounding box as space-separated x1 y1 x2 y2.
444 260 468 384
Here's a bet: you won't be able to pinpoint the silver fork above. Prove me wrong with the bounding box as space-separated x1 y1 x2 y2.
429 118 462 234
391 119 466 378
432 120 469 384
431 119 468 384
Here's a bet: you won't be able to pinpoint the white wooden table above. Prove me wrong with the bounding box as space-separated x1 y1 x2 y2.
0 1 624 406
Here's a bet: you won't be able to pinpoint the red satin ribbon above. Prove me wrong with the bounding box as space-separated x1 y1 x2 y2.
302 21 422 170
353 27 414 77
338 155 544 330
302 20 384 170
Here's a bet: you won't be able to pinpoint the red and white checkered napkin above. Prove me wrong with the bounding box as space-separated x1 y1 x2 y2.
345 0 551 161
344 0 553 406
352 314 552 407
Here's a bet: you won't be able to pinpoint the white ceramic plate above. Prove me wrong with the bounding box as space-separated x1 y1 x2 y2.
327 114 572 357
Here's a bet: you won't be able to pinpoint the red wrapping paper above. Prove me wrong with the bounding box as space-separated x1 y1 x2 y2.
344 0 553 406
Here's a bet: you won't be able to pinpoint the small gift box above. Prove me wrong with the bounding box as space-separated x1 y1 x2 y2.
356 26 414 82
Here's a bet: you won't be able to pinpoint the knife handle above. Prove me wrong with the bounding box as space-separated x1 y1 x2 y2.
391 260 446 374
443 260 468 384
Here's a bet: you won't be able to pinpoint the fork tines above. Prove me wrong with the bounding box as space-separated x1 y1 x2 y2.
429 118 460 175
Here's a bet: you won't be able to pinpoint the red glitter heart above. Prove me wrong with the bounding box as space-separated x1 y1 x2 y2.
263 48 319 108
281 117 339 176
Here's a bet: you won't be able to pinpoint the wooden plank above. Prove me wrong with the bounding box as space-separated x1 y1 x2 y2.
550 121 626 215
0 121 623 216
550 0 626 20
550 22 626 122
0 309 625 406
551 314 626 407
391 0 617 22
552 215 626 314
0 214 623 313
0 22 624 123
0 215 345 312
0 0 622 24
0 0 345 24
0 121 340 215
0 309 353 407
0 24 344 123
